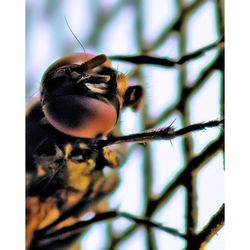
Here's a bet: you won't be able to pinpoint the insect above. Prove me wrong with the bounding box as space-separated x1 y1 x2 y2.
26 52 222 250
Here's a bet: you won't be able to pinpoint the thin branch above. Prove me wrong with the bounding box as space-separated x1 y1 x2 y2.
176 8 198 246
111 225 137 248
187 50 224 93
109 134 224 246
148 50 223 128
148 133 224 214
215 0 224 36
134 0 157 248
195 204 225 249
37 211 186 241
214 0 225 120
120 211 187 239
178 37 224 64
110 37 223 68
148 0 205 51
86 0 126 46
37 211 117 240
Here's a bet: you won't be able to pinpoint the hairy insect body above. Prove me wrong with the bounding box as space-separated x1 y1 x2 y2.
26 53 142 249
26 133 119 249
26 52 223 249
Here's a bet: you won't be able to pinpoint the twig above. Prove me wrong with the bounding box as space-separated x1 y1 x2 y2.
148 133 224 214
148 50 223 128
37 210 186 241
110 38 224 67
194 204 225 249
148 0 205 51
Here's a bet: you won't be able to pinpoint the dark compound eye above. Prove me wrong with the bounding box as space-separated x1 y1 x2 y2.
41 53 120 138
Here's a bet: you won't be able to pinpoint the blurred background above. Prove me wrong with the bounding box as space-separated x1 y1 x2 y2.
26 0 224 249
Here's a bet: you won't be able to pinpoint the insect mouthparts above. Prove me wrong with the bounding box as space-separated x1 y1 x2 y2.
85 83 108 94
76 73 111 84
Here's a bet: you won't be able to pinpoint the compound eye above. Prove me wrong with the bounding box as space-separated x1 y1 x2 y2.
41 53 118 138
43 96 118 138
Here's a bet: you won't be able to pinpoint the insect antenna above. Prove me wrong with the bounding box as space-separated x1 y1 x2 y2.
64 16 88 61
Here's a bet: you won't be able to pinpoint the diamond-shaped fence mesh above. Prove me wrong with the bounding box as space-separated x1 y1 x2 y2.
26 0 224 249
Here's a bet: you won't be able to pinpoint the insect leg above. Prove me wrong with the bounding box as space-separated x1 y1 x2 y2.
100 120 223 147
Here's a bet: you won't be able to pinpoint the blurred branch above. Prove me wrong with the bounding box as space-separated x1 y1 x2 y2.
37 210 186 241
110 37 224 67
110 225 137 249
148 133 224 214
215 0 225 121
86 0 126 46
133 0 157 248
109 133 224 247
120 212 186 239
188 50 224 92
215 0 224 36
147 49 224 128
194 204 225 249
147 0 205 51
176 6 197 244
37 211 117 240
